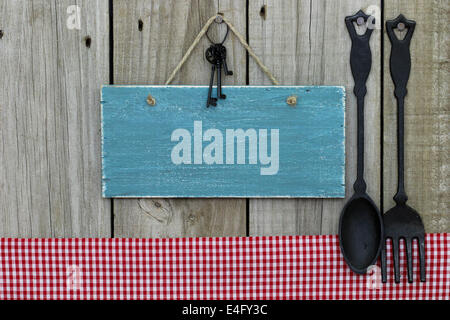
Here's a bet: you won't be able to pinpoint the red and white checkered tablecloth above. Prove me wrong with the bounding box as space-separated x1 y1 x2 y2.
0 234 448 300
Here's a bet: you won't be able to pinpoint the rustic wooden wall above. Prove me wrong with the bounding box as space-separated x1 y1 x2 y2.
383 0 449 232
0 0 447 237
0 0 110 237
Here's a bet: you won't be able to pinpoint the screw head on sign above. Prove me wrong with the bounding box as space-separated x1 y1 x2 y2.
287 95 297 106
397 22 405 31
147 94 156 106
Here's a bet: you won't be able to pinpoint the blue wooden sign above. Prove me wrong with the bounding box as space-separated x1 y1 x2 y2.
101 86 345 198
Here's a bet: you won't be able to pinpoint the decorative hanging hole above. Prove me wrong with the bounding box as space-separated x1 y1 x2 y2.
287 95 297 106
147 94 156 106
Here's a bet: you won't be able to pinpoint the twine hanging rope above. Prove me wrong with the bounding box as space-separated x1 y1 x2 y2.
165 14 280 86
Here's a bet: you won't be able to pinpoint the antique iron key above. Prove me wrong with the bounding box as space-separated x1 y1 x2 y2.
204 17 234 108
205 44 233 107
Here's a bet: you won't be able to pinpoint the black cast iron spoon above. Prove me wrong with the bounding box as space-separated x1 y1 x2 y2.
339 10 384 274
381 15 425 283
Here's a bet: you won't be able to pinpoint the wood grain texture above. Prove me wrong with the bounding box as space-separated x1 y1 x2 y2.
248 0 382 235
112 0 247 237
102 86 345 198
383 0 449 232
0 0 110 236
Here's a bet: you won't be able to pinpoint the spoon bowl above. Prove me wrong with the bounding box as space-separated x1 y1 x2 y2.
339 194 383 273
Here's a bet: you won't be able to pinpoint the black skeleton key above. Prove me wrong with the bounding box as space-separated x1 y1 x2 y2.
216 44 233 100
205 44 233 107
217 44 233 76
205 44 219 107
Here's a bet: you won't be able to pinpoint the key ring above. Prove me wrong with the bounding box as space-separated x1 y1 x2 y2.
205 15 230 45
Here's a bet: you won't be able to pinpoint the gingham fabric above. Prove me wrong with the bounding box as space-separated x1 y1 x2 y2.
0 234 448 300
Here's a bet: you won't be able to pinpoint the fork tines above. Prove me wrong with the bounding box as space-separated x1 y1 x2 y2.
381 236 426 283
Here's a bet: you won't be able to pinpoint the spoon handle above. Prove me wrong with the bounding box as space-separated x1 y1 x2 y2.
345 10 374 194
387 15 416 205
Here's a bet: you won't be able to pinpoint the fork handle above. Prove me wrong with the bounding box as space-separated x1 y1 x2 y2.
387 15 416 205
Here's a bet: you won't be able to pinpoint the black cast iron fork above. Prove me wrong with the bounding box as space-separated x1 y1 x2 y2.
382 14 425 283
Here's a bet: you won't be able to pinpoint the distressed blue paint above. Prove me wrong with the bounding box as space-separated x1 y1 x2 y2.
101 86 345 198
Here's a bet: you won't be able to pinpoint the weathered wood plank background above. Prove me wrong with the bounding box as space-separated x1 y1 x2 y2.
383 0 449 233
0 0 448 237
0 0 110 237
